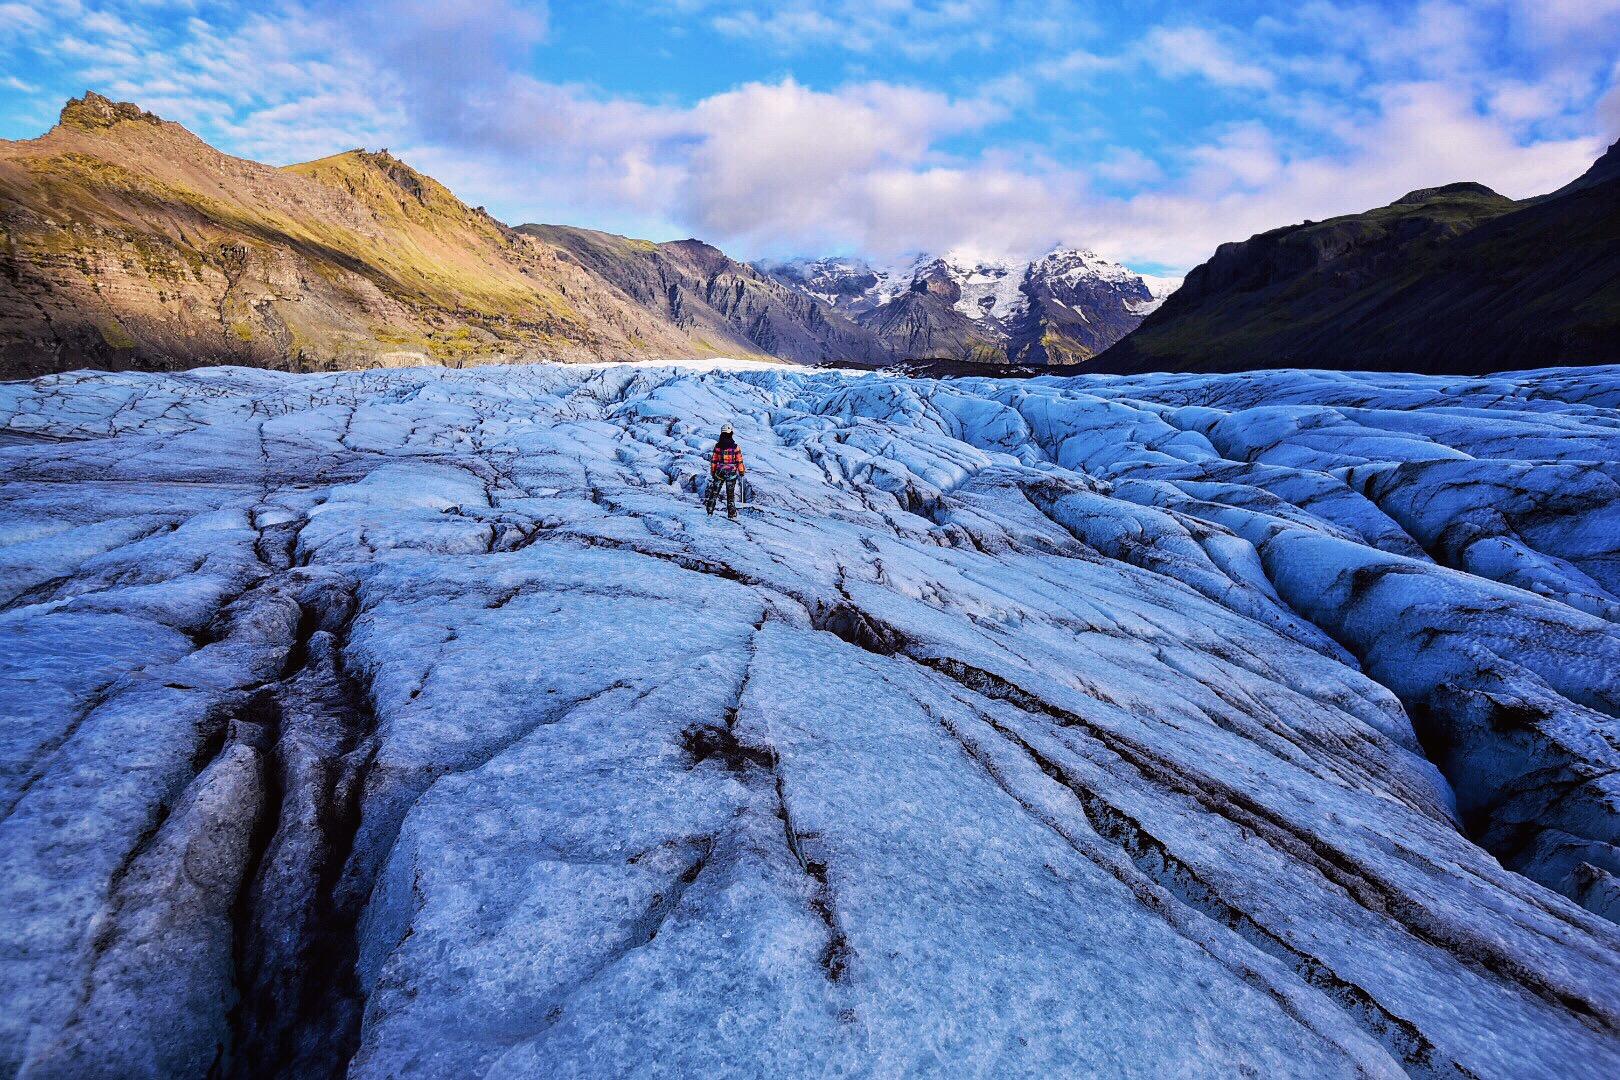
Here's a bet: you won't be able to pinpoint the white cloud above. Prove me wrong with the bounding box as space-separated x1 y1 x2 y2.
1185 123 1285 189
1092 147 1164 186
1141 26 1276 91
463 76 1024 258
1033 48 1121 84
77 7 150 43
695 0 1062 61
0 1 51 34
707 83 1052 259
1507 0 1620 42
1088 81 1604 269
1035 27 1280 94
1602 60 1620 138
687 74 1598 270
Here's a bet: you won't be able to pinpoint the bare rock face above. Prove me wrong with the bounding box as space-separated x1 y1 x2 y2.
3 361 1620 1078
913 263 962 303
57 90 164 130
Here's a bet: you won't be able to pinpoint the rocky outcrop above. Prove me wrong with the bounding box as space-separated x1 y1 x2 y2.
57 90 164 131
1097 141 1620 374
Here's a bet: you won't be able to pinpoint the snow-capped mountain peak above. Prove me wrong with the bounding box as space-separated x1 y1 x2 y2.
752 256 880 309
756 244 1185 364
1026 247 1184 317
757 251 1031 324
1028 246 1141 288
891 251 1029 324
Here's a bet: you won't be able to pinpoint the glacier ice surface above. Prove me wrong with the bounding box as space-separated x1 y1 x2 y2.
2 361 1619 1078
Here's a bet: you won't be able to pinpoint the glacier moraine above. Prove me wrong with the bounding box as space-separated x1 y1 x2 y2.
2 361 1619 1078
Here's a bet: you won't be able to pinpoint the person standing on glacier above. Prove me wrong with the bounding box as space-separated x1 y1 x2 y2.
705 423 747 520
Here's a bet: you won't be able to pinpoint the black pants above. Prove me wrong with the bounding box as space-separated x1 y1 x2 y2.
707 473 740 515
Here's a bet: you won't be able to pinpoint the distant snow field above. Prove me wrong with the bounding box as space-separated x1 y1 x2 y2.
2 362 1619 1077
1132 273 1185 315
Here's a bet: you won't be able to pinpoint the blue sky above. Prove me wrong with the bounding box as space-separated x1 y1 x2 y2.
3 1 1618 274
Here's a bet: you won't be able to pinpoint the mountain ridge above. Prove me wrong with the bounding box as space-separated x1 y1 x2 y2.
1097 138 1620 375
0 93 887 377
0 92 1186 378
757 248 1179 366
517 225 895 366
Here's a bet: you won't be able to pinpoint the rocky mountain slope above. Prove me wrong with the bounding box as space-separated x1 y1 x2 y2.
1010 247 1178 364
4 360 1619 1077
1097 139 1620 374
0 94 877 378
519 226 895 366
760 249 1175 365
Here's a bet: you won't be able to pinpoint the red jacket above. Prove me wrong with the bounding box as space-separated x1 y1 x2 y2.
710 443 745 475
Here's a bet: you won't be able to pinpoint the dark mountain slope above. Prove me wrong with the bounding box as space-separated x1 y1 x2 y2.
851 266 1006 363
1097 140 1620 375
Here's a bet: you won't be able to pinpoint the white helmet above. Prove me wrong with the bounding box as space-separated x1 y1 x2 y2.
720 423 734 434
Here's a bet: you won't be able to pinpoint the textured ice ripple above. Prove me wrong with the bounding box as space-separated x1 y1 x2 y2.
2 361 1619 1078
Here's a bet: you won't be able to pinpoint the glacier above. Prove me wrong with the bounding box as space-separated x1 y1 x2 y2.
1 361 1618 1078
